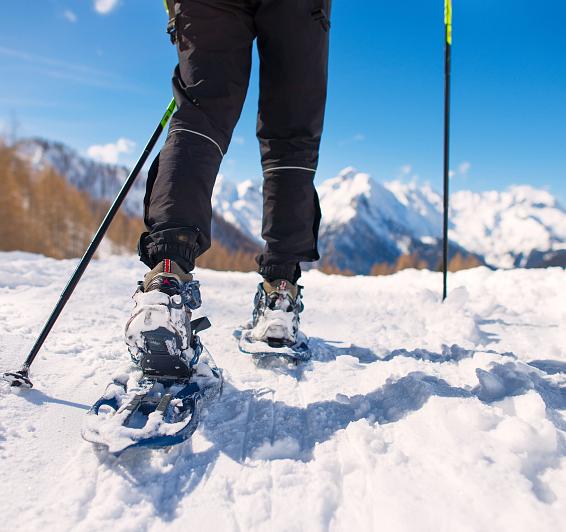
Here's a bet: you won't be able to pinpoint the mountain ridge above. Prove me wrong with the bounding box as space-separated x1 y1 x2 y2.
13 136 566 272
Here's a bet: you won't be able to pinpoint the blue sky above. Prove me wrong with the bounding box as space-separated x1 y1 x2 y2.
1 0 565 203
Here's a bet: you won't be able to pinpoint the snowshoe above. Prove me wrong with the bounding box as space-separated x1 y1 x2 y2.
81 329 222 454
82 260 222 454
237 279 311 364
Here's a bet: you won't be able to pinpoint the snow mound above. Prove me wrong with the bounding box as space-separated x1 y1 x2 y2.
0 253 565 531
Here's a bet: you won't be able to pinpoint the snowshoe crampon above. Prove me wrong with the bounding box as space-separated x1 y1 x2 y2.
236 327 311 365
82 339 222 455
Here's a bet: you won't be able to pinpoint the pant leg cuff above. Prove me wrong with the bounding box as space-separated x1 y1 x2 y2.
138 227 201 272
258 263 302 284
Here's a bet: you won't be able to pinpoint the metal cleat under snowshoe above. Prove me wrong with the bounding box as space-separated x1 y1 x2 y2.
237 279 311 363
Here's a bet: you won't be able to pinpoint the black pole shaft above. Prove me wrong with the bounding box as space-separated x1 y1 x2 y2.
442 2 452 301
18 99 176 373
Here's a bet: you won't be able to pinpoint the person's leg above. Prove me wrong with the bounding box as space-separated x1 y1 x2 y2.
254 0 331 283
127 1 257 374
239 0 330 351
139 0 257 273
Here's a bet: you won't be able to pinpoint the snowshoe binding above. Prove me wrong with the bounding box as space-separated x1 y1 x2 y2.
237 279 311 364
82 260 222 454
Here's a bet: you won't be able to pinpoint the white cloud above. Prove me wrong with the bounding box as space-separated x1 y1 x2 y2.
458 161 471 176
450 161 471 179
396 164 420 183
338 133 365 146
0 46 141 93
87 138 135 164
399 164 412 176
94 0 120 15
233 136 245 146
63 10 77 23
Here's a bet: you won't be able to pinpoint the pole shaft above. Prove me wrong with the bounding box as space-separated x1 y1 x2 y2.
442 0 452 301
20 98 176 371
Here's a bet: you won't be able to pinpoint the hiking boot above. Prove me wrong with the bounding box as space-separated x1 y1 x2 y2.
125 259 202 377
249 279 304 347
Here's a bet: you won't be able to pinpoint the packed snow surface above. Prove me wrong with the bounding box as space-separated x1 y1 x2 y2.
0 252 565 532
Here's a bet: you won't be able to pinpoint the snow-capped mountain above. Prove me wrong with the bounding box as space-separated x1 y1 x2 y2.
211 167 566 272
15 137 566 272
319 170 566 271
322 168 443 240
212 175 263 243
450 186 566 268
16 138 146 217
15 137 261 255
384 179 444 237
317 168 450 272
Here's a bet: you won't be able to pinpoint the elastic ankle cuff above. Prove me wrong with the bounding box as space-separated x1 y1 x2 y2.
138 227 200 272
259 263 301 284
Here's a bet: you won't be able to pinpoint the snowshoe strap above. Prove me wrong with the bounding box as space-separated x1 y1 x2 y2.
124 393 145 413
191 316 211 335
156 393 173 414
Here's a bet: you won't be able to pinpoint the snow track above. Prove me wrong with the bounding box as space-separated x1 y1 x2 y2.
0 252 565 531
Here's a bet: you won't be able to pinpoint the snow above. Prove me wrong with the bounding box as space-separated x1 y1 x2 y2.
450 186 566 268
212 174 263 242
0 252 565 531
126 289 192 353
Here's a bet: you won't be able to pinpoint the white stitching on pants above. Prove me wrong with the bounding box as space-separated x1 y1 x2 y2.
169 128 224 157
263 166 316 173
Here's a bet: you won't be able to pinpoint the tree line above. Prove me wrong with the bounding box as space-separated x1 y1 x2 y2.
317 251 482 277
0 142 258 270
0 142 142 258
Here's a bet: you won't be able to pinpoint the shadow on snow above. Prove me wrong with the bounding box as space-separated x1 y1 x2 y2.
18 388 90 410
105 344 566 519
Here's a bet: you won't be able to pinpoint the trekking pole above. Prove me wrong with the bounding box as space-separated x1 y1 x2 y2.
442 0 452 301
1 98 177 389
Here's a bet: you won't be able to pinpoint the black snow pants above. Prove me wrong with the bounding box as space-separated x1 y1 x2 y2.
138 0 330 283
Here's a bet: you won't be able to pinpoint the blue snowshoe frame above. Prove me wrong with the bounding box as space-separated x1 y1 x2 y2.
85 375 220 453
83 317 222 454
235 328 312 365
